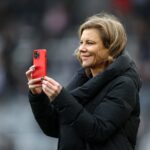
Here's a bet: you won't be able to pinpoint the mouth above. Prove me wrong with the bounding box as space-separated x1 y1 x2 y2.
81 57 89 61
81 55 91 60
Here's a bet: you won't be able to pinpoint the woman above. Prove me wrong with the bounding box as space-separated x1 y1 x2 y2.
26 13 141 150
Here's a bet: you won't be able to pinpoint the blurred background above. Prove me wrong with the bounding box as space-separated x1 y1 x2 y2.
0 0 150 149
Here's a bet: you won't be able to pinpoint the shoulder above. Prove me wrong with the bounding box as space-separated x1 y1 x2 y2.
106 75 138 107
110 75 136 90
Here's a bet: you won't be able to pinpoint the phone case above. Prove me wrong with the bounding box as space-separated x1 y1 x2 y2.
32 49 47 79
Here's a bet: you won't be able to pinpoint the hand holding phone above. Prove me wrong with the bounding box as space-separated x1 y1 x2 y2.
32 49 47 79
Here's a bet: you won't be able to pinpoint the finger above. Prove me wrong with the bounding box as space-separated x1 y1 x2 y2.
42 80 62 95
26 69 33 80
26 65 36 80
42 82 62 96
28 78 42 85
29 65 35 70
28 81 41 88
42 78 62 94
43 76 59 86
42 80 54 89
42 84 51 93
42 84 54 97
28 84 42 89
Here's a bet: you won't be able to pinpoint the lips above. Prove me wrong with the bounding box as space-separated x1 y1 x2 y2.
81 54 91 58
81 55 90 61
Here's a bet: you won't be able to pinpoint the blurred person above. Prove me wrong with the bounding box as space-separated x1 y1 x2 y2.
132 0 150 21
0 38 6 96
1 22 19 94
0 60 6 96
136 21 150 81
42 2 69 38
0 134 15 150
26 12 141 150
111 0 133 15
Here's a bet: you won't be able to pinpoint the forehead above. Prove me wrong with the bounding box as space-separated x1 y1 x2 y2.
80 28 101 40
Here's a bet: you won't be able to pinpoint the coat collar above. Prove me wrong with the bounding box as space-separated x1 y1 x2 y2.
70 53 134 105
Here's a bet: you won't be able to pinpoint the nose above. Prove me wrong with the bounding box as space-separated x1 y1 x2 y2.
78 43 87 52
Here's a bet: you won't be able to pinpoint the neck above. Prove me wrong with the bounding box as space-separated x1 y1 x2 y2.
90 62 109 77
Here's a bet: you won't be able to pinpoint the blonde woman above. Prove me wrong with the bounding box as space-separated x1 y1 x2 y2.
26 13 141 150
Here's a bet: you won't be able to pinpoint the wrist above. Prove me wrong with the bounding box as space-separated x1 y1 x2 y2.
31 89 42 95
49 97 54 103
49 86 63 102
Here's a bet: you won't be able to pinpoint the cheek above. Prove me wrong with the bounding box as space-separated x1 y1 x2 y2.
96 50 109 62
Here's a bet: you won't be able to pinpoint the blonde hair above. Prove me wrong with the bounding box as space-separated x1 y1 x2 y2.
75 12 127 64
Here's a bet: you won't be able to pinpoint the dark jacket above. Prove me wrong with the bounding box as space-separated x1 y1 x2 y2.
28 53 141 150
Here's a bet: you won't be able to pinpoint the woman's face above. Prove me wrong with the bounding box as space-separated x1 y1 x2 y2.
78 28 109 68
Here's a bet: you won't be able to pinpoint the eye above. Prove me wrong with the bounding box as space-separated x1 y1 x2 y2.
80 41 83 45
87 40 95 45
80 41 83 44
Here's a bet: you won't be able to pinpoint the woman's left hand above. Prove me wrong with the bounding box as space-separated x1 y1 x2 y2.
42 76 62 102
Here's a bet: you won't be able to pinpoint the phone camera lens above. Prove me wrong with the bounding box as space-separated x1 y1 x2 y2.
34 51 39 58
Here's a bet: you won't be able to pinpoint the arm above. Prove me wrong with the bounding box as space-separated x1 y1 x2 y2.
26 66 59 138
51 77 137 142
29 91 59 138
28 68 88 137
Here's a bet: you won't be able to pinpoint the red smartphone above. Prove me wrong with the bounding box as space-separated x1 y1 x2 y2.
32 49 47 79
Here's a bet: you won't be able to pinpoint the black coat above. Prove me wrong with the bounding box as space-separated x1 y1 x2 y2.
28 53 141 150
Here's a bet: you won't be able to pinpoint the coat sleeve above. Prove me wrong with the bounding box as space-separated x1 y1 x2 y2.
51 76 137 143
28 91 59 138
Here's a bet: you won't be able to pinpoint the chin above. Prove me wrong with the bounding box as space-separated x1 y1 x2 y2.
81 58 94 68
81 62 92 68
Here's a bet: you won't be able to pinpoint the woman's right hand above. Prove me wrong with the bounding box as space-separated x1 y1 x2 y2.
25 66 42 94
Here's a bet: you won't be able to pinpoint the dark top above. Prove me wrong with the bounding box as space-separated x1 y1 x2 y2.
28 53 141 150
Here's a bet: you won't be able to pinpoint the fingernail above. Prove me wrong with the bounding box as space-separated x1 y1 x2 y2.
41 76 44 80
31 67 35 71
